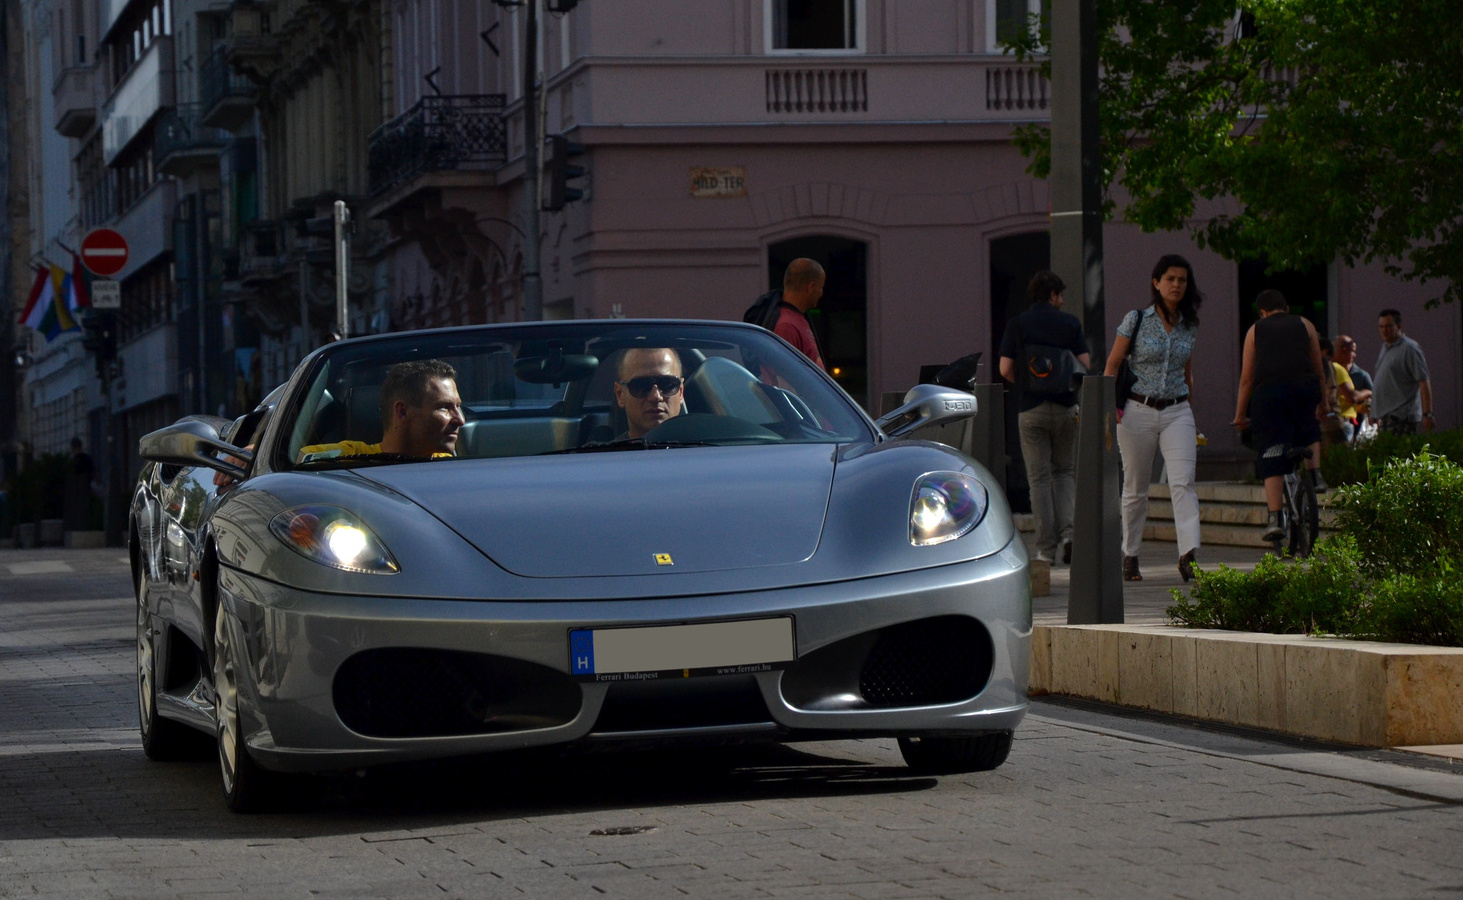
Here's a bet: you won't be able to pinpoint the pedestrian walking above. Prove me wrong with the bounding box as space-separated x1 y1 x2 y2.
1102 254 1203 583
1372 309 1433 435
744 258 826 370
998 270 1090 565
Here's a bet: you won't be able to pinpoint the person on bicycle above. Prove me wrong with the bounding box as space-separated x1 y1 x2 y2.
1232 289 1332 542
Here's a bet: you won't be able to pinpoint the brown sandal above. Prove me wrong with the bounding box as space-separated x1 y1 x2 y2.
1123 556 1142 582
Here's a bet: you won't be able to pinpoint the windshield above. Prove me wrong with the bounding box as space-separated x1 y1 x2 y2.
281 321 872 469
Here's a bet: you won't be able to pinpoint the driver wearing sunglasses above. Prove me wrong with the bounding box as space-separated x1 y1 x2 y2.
613 348 685 439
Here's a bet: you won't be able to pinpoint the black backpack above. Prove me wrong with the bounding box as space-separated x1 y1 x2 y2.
744 290 790 331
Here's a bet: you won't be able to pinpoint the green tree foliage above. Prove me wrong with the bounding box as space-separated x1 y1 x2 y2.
1007 0 1463 305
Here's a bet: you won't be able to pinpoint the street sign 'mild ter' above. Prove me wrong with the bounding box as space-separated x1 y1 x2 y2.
80 228 130 277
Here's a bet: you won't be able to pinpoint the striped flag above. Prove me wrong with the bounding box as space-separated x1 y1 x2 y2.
20 267 50 326
21 264 80 341
68 253 90 313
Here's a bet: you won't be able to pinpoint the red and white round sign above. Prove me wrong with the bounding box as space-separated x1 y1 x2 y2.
80 228 130 277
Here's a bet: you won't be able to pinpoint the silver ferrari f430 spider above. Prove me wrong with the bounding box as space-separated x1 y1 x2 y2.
131 320 1029 811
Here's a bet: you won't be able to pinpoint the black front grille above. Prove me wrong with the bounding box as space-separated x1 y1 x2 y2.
593 674 771 733
858 616 992 708
333 648 581 738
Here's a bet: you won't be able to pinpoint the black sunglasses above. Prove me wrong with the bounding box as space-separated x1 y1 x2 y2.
618 375 684 398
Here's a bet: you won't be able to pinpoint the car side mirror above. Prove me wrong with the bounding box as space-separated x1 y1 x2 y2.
139 417 254 482
874 384 977 439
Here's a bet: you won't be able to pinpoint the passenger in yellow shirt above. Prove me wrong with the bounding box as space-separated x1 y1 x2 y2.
300 359 464 461
1320 338 1367 443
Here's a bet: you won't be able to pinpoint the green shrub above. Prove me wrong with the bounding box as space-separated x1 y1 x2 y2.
1320 428 1463 486
1363 563 1463 646
1328 450 1463 580
1170 451 1463 647
1167 535 1365 635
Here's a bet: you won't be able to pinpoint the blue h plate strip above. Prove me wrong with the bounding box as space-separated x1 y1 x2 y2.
570 630 595 675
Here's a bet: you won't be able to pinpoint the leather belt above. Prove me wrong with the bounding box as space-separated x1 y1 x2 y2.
1130 392 1188 410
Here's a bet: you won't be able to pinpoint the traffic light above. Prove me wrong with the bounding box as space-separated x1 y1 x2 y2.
79 310 117 375
542 133 587 212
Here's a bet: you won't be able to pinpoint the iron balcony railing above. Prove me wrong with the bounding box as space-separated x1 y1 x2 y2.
201 50 257 126
154 104 228 170
368 94 508 197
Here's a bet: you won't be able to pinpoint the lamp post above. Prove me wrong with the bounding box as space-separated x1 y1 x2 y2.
520 0 543 321
1051 0 1123 623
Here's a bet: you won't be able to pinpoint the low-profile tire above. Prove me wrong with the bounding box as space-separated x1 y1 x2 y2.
214 608 283 813
898 731 1013 775
137 577 197 760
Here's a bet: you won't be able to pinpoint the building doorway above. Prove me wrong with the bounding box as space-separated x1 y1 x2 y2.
1238 258 1329 340
767 236 868 409
988 231 1051 514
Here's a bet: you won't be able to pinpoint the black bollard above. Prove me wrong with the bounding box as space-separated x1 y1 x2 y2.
1069 375 1123 623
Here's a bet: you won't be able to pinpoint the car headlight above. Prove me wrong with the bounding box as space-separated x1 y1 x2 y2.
269 505 400 574
909 472 988 546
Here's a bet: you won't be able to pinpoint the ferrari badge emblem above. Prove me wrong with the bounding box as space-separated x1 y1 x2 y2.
654 553 674 566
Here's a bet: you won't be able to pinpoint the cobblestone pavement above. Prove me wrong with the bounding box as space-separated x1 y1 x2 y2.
3 548 1462 899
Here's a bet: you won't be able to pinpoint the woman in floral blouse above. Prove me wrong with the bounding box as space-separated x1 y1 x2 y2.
1103 254 1204 583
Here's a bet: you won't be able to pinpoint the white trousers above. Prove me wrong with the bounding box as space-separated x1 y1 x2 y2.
1116 400 1200 557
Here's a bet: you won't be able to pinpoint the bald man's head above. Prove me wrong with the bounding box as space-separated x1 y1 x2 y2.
782 258 826 313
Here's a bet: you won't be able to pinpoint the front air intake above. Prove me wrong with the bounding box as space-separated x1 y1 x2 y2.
334 648 581 738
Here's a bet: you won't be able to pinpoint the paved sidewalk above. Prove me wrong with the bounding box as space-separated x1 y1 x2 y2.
1028 538 1272 625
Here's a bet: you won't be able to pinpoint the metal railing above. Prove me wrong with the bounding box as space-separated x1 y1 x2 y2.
201 51 256 117
766 68 868 113
154 104 228 169
368 95 508 198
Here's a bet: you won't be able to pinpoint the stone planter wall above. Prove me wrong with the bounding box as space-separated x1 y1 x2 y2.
1031 624 1463 747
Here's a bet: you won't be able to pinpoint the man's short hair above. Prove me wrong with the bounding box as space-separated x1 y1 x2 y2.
1337 335 1357 350
380 359 457 428
1255 289 1289 313
1027 270 1066 304
616 347 683 380
1379 308 1402 325
782 258 825 291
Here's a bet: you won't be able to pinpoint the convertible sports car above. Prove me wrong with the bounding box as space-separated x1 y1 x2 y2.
131 320 1029 811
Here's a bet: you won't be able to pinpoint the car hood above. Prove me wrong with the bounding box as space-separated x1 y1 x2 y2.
355 444 836 578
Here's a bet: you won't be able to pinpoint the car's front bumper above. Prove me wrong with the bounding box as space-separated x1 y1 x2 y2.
217 540 1031 773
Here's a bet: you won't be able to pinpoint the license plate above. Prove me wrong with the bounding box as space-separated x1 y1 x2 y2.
569 617 795 682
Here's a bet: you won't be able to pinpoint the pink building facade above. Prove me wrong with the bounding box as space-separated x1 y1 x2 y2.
370 0 1457 469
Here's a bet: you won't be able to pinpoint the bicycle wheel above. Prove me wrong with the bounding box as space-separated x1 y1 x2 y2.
1287 468 1319 558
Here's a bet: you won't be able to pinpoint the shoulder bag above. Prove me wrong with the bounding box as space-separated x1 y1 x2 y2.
1114 309 1142 410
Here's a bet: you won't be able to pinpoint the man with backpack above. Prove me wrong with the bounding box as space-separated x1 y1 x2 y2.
998 270 1090 564
744 258 826 371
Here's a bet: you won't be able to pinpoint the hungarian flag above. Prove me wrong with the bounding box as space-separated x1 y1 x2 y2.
20 264 80 341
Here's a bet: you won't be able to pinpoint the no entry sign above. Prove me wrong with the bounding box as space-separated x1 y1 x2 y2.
80 228 129 277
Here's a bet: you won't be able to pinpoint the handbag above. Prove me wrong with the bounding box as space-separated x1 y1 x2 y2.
1114 309 1143 410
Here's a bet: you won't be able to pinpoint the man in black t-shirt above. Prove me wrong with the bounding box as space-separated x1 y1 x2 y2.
999 271 1091 565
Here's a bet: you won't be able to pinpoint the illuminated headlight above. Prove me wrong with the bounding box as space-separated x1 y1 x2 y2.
269 506 400 574
909 472 988 546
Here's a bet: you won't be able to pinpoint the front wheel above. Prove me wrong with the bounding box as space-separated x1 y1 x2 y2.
214 609 282 813
137 577 199 759
898 732 1013 775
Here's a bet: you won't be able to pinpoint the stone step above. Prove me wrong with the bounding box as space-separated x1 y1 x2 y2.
1015 481 1339 547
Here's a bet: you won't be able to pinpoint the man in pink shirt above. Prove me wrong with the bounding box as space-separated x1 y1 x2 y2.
772 258 826 370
